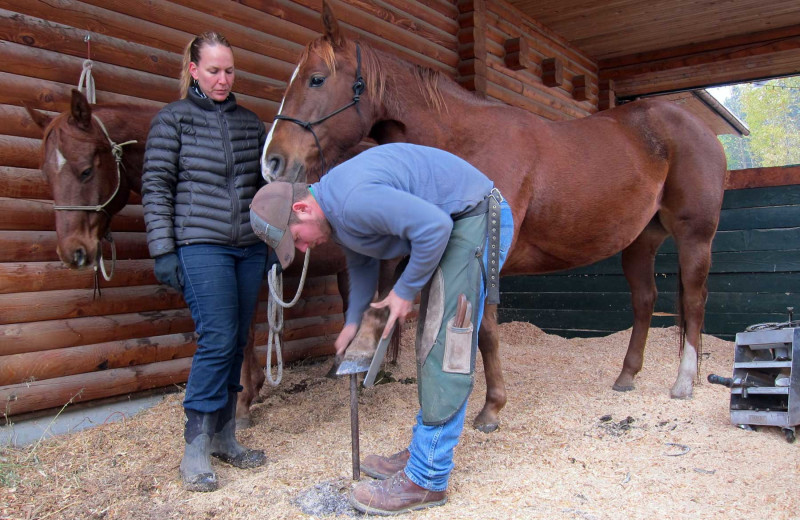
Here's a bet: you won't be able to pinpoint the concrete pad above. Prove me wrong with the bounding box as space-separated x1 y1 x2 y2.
1 395 165 447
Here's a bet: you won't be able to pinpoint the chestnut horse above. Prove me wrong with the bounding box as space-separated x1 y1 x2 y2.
261 5 727 433
25 90 343 427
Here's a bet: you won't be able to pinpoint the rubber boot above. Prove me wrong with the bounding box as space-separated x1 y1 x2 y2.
210 391 267 468
180 409 219 492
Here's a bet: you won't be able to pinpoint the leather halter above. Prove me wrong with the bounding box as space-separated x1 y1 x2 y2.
273 43 365 176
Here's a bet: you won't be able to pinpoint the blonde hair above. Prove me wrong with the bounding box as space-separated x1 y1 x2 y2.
180 32 232 98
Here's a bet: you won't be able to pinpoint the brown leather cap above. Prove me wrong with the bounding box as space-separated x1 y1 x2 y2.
250 181 295 269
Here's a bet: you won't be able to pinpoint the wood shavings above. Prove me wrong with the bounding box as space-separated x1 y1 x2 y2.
1 322 797 519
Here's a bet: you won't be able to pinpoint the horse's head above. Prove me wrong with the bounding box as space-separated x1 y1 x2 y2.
262 2 378 183
26 89 131 270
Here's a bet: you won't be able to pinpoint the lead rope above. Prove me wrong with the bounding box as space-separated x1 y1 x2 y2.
264 248 312 386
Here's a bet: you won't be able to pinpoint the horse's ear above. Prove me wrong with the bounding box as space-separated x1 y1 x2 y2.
23 102 53 133
69 89 92 131
321 1 344 47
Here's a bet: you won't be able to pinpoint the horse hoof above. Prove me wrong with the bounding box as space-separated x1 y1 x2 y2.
473 421 499 434
669 390 693 400
612 383 634 392
235 417 252 430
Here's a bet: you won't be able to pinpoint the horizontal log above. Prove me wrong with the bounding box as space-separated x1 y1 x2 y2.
6 0 296 84
0 230 149 262
0 357 192 416
485 1 596 73
379 0 460 37
255 294 343 322
337 0 457 53
0 40 177 105
0 166 50 199
0 103 48 139
0 285 184 325
0 332 196 385
725 165 800 190
0 134 41 169
291 0 458 72
0 259 157 294
0 308 193 355
0 197 144 232
485 69 589 121
253 313 344 344
169 0 318 49
0 70 162 114
0 8 183 80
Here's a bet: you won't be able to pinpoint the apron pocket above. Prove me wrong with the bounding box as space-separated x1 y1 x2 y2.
443 317 473 374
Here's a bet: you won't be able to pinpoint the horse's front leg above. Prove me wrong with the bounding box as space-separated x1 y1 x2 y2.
473 303 505 433
613 226 666 392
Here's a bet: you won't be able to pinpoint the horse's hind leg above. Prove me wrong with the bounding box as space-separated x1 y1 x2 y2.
237 321 263 429
614 222 668 391
669 234 713 398
473 303 504 433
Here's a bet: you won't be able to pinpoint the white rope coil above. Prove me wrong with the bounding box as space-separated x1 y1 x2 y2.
264 249 312 386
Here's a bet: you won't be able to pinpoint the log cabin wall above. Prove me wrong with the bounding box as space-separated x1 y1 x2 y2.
0 0 602 418
480 0 597 120
0 0 463 418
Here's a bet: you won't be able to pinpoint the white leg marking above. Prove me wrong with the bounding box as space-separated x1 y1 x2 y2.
671 339 697 399
262 64 301 181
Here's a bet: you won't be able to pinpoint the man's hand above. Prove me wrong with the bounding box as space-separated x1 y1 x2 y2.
370 289 412 339
335 322 359 356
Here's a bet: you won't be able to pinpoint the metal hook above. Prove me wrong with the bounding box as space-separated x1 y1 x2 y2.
84 34 91 60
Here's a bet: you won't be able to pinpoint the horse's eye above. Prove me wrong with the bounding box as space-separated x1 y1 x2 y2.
309 76 325 88
80 168 93 181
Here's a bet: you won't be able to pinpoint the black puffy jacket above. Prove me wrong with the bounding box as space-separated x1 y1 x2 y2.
142 88 266 257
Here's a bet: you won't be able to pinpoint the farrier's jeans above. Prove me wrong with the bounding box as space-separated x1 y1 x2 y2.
178 243 267 413
405 200 513 491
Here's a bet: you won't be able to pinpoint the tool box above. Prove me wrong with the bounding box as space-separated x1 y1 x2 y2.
716 326 800 442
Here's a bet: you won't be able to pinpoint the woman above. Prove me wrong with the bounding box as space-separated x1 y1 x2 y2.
142 32 267 492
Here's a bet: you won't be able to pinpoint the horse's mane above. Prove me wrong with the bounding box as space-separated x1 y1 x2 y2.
305 38 494 116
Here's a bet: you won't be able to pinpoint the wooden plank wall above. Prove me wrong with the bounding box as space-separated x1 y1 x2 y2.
0 0 463 417
500 165 800 341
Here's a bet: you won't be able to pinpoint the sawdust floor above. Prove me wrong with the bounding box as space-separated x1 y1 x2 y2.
2 321 798 520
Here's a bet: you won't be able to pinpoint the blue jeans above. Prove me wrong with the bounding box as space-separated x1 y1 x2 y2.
178 243 267 413
406 200 513 491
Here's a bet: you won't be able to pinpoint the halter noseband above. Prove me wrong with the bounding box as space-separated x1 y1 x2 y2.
273 43 365 176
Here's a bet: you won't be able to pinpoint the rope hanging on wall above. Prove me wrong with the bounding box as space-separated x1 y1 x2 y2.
77 35 96 104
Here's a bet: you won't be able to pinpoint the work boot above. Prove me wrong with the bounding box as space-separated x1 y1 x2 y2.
180 408 219 492
350 470 447 515
210 391 267 468
361 448 410 479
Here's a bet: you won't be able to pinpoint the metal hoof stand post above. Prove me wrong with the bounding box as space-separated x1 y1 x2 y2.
709 324 800 443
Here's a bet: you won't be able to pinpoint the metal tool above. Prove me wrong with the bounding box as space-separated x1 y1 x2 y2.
335 322 396 479
363 323 396 388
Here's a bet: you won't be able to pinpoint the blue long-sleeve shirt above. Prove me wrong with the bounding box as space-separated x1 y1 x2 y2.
312 143 493 326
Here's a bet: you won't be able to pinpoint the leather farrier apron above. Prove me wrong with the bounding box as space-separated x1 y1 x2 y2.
415 189 503 425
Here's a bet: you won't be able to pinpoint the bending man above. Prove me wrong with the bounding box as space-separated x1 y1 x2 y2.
250 142 513 515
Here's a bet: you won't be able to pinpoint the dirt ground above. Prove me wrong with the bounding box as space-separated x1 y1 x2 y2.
2 321 798 520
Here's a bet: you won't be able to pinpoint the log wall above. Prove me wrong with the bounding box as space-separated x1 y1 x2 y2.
0 0 605 417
